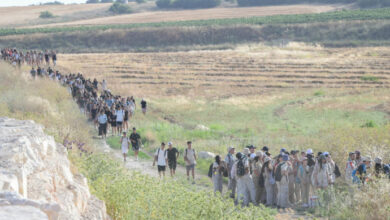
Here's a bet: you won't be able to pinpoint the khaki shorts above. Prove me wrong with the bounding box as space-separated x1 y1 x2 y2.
186 164 195 172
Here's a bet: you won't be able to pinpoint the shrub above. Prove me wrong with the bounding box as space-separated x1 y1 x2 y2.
109 2 133 14
156 0 221 9
86 0 100 3
39 11 55 19
41 1 64 5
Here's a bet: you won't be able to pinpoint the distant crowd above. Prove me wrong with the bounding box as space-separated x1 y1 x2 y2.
1 48 57 68
2 48 390 209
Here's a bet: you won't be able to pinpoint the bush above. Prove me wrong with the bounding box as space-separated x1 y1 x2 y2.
41 1 64 5
101 0 114 2
109 2 133 14
86 0 100 3
156 0 221 9
39 11 55 19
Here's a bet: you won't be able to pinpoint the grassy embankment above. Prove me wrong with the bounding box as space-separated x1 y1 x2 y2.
1 8 390 51
0 63 276 219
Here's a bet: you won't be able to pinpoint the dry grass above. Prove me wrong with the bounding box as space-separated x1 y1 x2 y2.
31 4 339 28
56 45 390 98
0 3 110 27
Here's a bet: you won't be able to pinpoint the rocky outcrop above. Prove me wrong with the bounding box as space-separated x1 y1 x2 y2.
0 118 109 220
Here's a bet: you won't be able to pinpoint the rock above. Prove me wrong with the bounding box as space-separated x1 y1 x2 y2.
195 124 210 131
198 151 215 160
0 118 109 220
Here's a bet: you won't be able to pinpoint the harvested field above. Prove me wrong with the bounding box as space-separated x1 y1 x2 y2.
0 3 110 28
57 45 390 98
34 4 339 28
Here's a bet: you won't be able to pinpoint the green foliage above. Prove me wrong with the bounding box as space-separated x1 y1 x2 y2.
109 2 133 14
314 91 325 96
236 0 390 7
86 0 100 3
360 75 379 81
361 120 377 128
41 1 64 5
101 0 114 2
2 8 389 37
39 11 55 19
156 0 221 9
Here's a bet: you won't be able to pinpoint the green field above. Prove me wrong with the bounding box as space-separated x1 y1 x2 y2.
0 8 389 37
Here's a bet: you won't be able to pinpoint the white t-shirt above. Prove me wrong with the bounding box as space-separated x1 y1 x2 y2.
155 148 167 166
116 110 124 122
185 148 196 166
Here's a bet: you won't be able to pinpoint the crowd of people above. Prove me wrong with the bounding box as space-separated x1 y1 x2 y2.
3 48 390 210
207 146 390 208
1 48 57 68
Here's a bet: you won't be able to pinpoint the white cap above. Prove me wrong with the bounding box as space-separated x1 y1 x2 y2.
306 149 313 154
168 142 172 146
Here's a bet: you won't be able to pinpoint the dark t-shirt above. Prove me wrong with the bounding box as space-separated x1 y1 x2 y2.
141 100 147 108
130 133 141 147
167 148 178 161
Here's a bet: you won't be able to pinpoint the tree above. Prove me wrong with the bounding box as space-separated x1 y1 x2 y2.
39 11 55 19
101 0 114 2
86 0 100 3
109 2 133 14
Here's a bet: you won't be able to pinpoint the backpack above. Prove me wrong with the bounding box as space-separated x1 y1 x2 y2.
208 163 213 178
258 173 265 187
155 148 167 161
274 162 284 182
236 158 246 177
334 164 341 178
222 166 228 177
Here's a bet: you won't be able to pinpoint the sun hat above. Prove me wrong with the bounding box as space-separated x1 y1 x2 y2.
374 157 382 164
227 146 235 152
243 148 250 155
256 151 264 157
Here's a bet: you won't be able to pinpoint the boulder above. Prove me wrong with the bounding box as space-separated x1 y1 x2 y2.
198 151 216 160
0 117 109 220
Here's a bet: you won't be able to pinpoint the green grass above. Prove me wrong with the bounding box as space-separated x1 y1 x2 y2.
1 8 389 36
106 136 151 159
360 75 380 81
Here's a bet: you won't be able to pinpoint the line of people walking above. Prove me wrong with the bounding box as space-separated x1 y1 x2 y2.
1 48 57 68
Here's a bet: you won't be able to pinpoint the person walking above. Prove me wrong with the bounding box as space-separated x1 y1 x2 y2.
231 152 257 206
184 141 197 183
252 151 264 204
166 142 179 177
262 156 275 206
130 127 141 161
278 154 292 208
345 152 357 184
97 110 108 139
141 99 147 115
297 157 310 207
212 155 225 195
225 146 236 198
153 142 168 178
312 154 331 190
116 106 125 135
120 132 130 162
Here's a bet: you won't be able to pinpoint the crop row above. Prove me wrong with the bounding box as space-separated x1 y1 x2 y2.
0 8 390 36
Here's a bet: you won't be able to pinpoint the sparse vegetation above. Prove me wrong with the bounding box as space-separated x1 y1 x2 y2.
41 1 64 5
360 75 379 81
39 11 55 19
